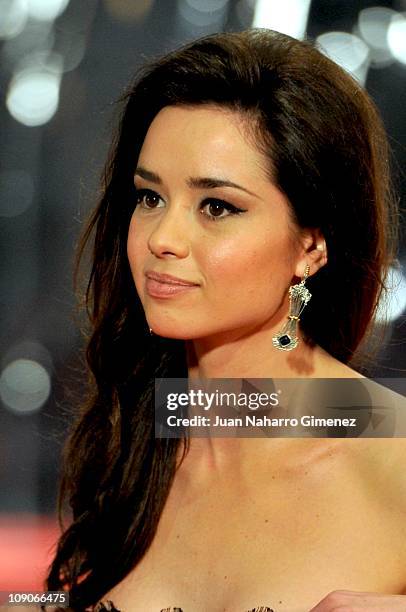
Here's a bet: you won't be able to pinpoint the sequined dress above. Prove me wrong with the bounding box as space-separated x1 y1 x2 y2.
95 603 274 612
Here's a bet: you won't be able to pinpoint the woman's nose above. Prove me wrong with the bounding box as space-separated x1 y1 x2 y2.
147 206 191 259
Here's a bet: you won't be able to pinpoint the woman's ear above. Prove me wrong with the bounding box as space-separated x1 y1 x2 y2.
294 228 328 278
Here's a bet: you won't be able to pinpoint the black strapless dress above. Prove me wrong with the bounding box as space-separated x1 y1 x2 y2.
94 603 274 612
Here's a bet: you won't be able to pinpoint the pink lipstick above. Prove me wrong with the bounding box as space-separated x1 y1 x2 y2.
145 271 199 298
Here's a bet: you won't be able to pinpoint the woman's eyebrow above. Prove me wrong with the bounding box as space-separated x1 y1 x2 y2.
134 166 261 199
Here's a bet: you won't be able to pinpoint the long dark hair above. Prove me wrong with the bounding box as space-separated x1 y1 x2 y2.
45 29 398 609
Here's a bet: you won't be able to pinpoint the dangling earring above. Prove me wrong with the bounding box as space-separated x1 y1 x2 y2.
149 327 154 335
272 264 312 351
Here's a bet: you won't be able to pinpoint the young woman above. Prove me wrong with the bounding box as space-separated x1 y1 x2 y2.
45 29 406 611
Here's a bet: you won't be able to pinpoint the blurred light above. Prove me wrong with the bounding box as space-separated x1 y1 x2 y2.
316 32 370 85
26 0 70 21
387 12 406 65
2 340 53 373
185 0 228 11
357 7 397 67
177 0 228 27
375 263 406 324
0 359 51 414
0 0 28 40
6 54 63 126
54 31 86 73
103 0 155 22
0 170 35 217
252 0 311 39
3 20 54 68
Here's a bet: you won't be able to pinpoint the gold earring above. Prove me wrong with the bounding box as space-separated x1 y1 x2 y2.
272 264 311 351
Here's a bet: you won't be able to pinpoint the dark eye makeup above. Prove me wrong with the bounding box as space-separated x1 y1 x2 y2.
134 188 247 222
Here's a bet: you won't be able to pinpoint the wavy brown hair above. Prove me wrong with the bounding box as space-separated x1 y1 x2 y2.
44 29 399 609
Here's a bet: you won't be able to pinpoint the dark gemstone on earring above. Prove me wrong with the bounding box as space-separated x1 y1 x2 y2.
279 335 291 347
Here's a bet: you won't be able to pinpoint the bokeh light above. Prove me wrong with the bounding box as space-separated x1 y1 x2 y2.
0 0 28 40
26 0 70 22
387 12 406 65
54 31 86 73
185 0 228 11
357 7 397 67
6 54 63 127
3 20 55 68
0 359 51 414
2 340 54 373
316 32 370 85
177 0 229 27
252 0 311 39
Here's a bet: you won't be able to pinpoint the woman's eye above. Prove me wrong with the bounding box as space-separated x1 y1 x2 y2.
200 199 245 221
135 189 164 209
134 189 245 221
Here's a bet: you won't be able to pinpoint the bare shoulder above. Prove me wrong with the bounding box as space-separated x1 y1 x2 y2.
308 346 406 506
378 438 406 505
346 437 406 536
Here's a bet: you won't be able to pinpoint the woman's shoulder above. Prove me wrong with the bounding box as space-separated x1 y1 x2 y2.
366 438 406 505
356 436 406 570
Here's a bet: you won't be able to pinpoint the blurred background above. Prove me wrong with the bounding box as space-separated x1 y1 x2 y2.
0 0 405 592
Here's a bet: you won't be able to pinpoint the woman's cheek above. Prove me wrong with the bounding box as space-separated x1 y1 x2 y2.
127 241 145 301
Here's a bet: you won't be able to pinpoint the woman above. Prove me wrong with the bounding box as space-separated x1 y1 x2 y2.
45 29 406 611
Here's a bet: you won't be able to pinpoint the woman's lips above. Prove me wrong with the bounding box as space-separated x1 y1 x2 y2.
146 277 199 298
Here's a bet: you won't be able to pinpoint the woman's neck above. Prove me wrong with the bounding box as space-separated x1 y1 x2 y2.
186 326 318 379
181 327 363 478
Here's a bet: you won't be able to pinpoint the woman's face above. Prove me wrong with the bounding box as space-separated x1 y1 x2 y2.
127 105 308 341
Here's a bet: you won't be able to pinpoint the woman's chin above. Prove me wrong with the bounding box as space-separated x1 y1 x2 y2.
148 324 196 340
